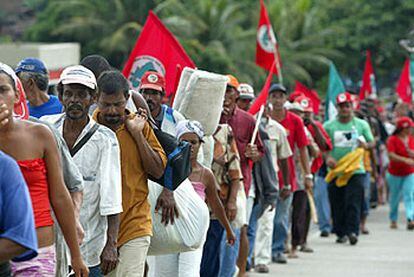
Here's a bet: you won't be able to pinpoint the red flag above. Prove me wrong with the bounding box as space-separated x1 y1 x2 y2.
396 59 412 104
359 50 377 100
294 81 321 115
122 11 195 97
256 0 281 74
249 62 276 115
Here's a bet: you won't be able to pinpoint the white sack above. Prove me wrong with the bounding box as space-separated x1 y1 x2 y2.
173 67 195 112
173 68 228 136
148 179 210 255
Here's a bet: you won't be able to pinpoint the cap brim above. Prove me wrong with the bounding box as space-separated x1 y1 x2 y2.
227 84 239 90
269 89 287 94
140 84 164 92
61 79 96 90
239 95 254 100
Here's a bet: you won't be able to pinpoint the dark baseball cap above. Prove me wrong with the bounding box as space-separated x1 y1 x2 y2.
269 83 287 94
15 58 48 75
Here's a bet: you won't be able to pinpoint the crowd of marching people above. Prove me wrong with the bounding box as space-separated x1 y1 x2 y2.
1 54 414 277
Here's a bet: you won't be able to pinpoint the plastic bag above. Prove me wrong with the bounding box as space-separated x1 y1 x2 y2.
148 179 210 255
231 183 247 229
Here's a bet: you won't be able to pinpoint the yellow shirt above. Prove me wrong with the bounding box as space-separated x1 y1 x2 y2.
94 111 167 247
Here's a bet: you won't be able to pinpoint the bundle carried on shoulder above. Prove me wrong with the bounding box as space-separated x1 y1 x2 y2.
173 67 228 136
147 179 210 255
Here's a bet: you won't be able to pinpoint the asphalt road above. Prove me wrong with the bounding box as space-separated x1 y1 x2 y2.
248 204 414 277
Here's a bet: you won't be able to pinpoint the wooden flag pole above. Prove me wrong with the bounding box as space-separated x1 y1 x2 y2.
307 189 318 224
273 43 283 85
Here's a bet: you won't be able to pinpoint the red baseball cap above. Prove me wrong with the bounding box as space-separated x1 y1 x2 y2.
336 92 353 105
396 116 414 131
294 95 313 113
139 71 166 93
288 91 305 102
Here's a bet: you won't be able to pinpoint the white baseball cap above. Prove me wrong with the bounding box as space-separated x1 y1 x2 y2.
59 65 97 90
285 101 304 112
238 83 255 100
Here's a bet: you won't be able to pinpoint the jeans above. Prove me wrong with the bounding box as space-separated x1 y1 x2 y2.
386 172 414 222
314 175 331 232
247 203 262 267
272 194 293 256
200 220 224 277
219 228 241 277
89 265 103 277
361 173 371 217
328 174 365 237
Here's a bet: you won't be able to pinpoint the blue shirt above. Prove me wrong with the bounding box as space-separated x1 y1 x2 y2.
28 95 63 118
0 151 38 261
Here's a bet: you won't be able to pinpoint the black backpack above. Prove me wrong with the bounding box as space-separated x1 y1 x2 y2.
149 107 192 191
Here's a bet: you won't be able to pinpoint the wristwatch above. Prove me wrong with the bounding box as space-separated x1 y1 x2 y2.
282 185 291 190
305 174 313 180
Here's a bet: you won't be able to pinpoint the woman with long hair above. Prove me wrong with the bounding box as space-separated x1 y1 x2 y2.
386 116 414 230
152 120 235 276
0 66 88 276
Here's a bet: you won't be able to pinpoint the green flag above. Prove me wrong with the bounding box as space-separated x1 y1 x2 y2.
410 54 414 101
325 62 346 122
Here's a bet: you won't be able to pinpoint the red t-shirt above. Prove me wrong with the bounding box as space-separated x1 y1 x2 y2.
308 121 333 174
276 111 309 191
387 135 414 176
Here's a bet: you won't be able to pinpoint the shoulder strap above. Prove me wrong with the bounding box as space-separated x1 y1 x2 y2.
70 124 100 157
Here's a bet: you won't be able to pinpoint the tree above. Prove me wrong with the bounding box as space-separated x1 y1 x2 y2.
266 0 343 89
156 0 258 84
21 0 411 94
24 0 158 67
315 0 414 89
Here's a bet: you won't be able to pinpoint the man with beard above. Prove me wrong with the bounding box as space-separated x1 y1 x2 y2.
140 71 185 226
42 65 123 276
94 70 166 277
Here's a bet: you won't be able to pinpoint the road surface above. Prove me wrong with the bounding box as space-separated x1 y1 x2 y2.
248 204 414 277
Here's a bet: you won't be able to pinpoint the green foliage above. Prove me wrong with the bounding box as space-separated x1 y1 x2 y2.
20 0 414 95
316 0 414 88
